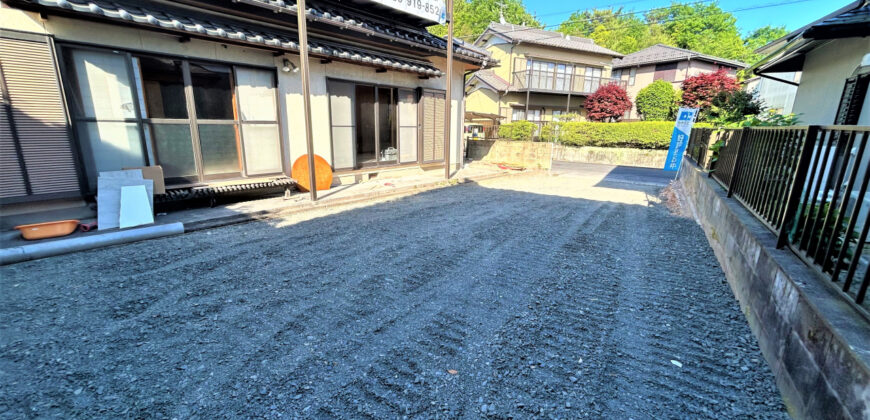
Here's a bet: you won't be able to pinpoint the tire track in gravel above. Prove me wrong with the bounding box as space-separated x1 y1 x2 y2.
220 196 611 418
309 201 617 419
0 176 787 419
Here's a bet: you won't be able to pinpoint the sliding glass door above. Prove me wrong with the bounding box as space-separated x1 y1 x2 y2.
327 80 411 170
64 48 147 190
63 44 284 188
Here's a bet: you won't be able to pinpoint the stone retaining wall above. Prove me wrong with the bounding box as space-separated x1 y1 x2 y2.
679 162 870 420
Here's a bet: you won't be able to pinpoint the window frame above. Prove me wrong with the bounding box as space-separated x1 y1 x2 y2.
58 42 284 188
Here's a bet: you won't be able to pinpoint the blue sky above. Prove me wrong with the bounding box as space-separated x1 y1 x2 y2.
524 0 853 36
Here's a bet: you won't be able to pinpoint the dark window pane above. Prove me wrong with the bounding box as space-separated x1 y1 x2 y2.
198 124 240 175
138 56 187 119
378 87 397 162
190 63 234 120
150 124 197 179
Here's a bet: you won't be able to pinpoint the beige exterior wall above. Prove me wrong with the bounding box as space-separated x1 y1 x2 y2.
791 37 870 125
468 34 616 126
2 6 469 179
466 87 500 115
615 60 739 120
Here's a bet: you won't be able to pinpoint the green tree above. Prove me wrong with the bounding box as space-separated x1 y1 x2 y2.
635 80 678 121
558 8 671 54
645 2 749 61
428 0 540 39
742 25 788 62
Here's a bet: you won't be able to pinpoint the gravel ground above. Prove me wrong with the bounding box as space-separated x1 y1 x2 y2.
0 173 787 419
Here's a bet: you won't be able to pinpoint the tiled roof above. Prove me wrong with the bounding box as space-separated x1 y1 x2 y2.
236 0 491 65
468 69 510 91
479 22 623 57
17 0 445 76
613 44 746 69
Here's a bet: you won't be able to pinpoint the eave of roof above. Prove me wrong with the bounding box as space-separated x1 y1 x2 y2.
751 0 870 75
231 0 492 66
476 23 624 58
612 44 746 69
14 0 446 76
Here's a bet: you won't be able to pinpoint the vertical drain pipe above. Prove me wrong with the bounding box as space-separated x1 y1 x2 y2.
444 0 454 180
297 0 317 201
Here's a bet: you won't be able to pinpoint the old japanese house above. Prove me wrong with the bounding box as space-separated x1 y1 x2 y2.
0 0 491 216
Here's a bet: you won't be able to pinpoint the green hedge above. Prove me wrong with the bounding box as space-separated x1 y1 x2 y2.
497 120 537 141
540 121 711 149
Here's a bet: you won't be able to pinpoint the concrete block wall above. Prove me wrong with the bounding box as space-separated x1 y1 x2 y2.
679 163 870 419
466 140 553 170
552 145 668 168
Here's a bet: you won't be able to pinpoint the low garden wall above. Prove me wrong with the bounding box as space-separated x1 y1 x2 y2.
466 140 553 170
552 145 667 168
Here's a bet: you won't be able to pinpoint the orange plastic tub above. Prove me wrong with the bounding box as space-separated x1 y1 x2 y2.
14 220 80 240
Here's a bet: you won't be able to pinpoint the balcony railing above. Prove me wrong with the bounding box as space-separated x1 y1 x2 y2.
511 70 626 94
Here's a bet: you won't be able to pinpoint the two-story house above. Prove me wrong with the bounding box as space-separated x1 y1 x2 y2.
465 22 624 132
611 44 745 120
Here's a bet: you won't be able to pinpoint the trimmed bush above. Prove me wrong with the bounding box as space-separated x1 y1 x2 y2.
498 120 537 141
541 121 712 149
635 80 677 121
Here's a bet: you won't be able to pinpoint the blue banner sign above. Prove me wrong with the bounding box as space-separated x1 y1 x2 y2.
663 107 699 171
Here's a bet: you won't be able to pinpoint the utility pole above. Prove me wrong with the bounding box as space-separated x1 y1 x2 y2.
297 0 317 201
444 0 453 179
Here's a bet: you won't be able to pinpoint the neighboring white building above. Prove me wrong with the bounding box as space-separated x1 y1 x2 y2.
743 72 800 115
752 0 870 125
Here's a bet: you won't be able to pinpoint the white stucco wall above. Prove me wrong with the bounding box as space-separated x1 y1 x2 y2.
2 7 468 179
791 37 870 125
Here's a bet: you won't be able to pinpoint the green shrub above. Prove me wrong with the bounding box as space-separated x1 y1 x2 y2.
498 120 537 141
541 121 712 149
635 80 677 121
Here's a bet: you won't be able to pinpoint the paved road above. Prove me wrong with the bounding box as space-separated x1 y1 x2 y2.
0 174 786 418
551 161 675 186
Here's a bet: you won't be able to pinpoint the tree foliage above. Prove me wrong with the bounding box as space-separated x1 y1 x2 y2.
708 89 765 124
635 80 677 121
556 2 783 63
645 2 747 61
558 8 671 54
428 0 540 39
585 84 632 122
742 25 789 62
680 69 740 119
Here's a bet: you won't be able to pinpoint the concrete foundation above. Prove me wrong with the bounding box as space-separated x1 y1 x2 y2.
679 162 870 420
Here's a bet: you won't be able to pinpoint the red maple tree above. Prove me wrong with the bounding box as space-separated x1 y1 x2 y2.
585 83 632 122
680 69 740 110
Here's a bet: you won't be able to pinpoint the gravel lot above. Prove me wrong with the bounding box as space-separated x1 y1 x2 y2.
0 171 787 418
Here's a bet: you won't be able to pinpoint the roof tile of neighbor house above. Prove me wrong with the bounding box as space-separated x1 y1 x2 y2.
480 22 624 57
612 44 746 69
470 69 511 91
16 0 447 76
236 0 492 64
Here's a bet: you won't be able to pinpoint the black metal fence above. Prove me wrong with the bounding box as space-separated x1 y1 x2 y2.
689 125 870 311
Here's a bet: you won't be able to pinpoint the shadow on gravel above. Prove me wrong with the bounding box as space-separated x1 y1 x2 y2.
0 179 787 419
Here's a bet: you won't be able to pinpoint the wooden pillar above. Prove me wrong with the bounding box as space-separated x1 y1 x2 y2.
444 0 454 179
297 0 317 201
